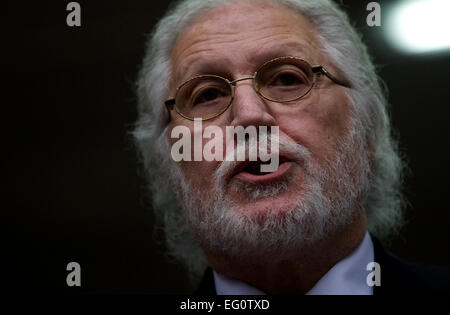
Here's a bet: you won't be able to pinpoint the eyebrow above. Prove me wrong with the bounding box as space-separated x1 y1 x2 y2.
174 41 314 84
176 59 234 83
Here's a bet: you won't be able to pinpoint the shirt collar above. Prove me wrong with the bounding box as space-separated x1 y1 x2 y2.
213 231 374 295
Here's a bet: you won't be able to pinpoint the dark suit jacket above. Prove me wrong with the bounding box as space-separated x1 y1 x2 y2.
194 237 450 295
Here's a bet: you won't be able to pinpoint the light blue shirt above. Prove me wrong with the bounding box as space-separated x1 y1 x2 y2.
213 231 374 295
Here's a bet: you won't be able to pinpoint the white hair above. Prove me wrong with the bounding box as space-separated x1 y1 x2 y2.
133 0 406 283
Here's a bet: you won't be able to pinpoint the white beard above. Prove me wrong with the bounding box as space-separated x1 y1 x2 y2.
173 119 370 264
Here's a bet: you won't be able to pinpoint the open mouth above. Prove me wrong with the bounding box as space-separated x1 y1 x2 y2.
232 157 293 184
242 161 270 176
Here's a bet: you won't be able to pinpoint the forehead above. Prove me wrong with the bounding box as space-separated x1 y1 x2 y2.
170 1 322 83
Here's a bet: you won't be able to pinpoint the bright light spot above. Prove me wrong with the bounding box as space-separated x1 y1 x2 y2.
386 0 450 53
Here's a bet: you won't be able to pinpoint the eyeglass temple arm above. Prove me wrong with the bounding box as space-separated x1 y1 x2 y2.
312 66 351 88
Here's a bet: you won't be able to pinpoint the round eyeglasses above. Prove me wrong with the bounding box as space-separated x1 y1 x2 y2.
165 56 350 121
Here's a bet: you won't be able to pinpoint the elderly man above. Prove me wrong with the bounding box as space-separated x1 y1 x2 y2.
134 0 450 295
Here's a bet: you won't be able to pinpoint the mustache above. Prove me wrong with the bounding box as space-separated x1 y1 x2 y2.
214 133 311 184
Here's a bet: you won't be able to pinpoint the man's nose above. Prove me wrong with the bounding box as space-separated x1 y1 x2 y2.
230 80 276 127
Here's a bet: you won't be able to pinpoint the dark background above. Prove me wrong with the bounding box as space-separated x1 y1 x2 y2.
5 0 449 294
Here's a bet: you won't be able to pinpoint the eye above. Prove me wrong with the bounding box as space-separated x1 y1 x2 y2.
192 87 224 106
269 71 306 87
176 76 232 114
